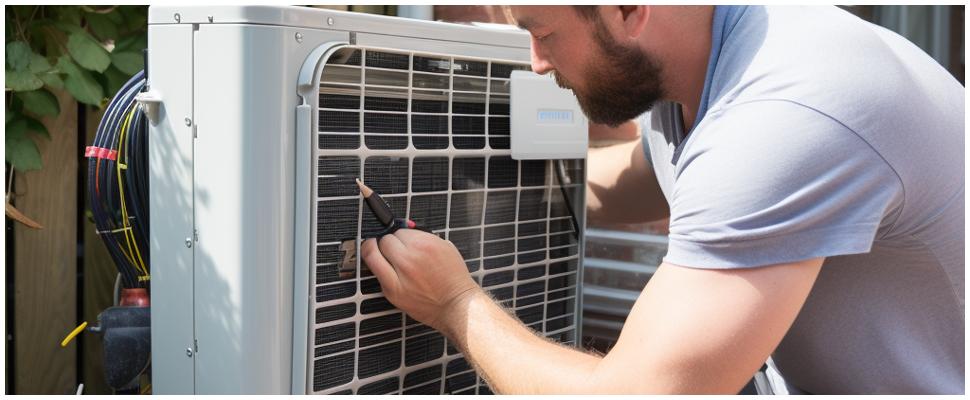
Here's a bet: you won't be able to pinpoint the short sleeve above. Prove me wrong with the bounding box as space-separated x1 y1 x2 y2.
664 100 903 269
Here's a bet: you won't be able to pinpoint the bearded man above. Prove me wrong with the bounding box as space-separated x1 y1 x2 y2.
361 6 965 394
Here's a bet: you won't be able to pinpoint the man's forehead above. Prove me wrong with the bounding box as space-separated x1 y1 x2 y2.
508 6 569 30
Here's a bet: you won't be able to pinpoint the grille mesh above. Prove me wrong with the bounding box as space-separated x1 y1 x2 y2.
310 47 584 394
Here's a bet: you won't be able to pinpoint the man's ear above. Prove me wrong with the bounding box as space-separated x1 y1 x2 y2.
606 6 650 40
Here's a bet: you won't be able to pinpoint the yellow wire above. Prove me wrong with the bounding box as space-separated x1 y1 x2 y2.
121 107 149 279
61 321 88 347
116 107 148 279
115 109 138 269
123 108 149 279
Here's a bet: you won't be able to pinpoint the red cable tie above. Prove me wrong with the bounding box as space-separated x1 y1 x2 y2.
85 146 119 161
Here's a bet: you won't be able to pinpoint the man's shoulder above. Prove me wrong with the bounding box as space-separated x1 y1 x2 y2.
716 6 903 109
710 5 963 163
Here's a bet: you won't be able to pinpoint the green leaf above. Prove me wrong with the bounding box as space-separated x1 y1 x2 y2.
6 41 32 71
25 117 51 140
6 118 27 139
39 71 65 90
37 50 65 88
55 6 83 26
102 65 128 96
85 13 118 41
17 89 60 117
105 8 124 25
5 68 44 91
115 35 147 53
67 32 111 72
6 131 43 171
66 72 105 106
10 93 24 112
58 56 104 105
56 55 81 76
53 20 84 35
29 53 52 74
121 6 148 31
38 23 70 59
110 51 142 75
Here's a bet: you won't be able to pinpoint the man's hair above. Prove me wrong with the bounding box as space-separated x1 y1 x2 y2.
572 6 598 20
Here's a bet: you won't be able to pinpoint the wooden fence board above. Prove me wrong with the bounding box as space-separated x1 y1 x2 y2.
13 89 78 394
81 107 116 395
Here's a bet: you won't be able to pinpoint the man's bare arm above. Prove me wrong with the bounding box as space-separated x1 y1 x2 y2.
361 229 823 394
587 133 669 224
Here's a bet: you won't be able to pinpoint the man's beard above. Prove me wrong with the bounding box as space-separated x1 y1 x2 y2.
554 22 665 127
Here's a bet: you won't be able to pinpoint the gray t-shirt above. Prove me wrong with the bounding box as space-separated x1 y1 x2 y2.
640 6 964 394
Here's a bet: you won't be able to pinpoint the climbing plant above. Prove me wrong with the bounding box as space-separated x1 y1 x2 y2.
5 5 147 171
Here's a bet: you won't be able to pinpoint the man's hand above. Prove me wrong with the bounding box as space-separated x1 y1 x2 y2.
360 229 481 334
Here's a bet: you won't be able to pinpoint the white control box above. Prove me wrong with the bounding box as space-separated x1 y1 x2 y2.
510 70 588 160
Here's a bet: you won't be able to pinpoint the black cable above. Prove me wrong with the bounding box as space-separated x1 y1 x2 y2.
87 71 149 289
553 160 582 239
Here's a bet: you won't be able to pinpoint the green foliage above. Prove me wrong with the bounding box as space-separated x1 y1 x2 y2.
67 31 111 72
17 89 59 117
4 5 147 171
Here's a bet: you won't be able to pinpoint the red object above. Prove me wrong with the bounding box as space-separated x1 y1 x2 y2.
406 220 416 229
120 288 150 307
84 146 119 161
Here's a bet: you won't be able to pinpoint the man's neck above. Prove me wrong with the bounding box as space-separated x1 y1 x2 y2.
650 6 715 133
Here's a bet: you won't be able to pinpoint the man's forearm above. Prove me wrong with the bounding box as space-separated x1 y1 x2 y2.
441 288 602 394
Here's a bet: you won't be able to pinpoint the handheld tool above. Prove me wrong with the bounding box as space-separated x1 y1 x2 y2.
356 179 430 238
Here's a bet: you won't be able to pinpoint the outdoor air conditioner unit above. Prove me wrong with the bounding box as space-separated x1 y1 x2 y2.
147 6 586 394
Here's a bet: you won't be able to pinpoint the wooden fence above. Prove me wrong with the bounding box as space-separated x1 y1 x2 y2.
8 89 116 395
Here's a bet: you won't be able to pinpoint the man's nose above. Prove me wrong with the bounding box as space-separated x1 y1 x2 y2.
530 37 555 74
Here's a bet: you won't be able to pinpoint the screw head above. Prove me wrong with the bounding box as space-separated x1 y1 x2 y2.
185 238 193 248
295 32 303 43
186 348 193 357
184 117 192 126
327 17 334 26
174 13 181 23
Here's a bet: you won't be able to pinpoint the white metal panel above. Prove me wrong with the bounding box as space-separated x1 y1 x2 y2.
293 40 351 394
191 24 345 394
148 23 196 394
354 32 530 64
148 5 530 50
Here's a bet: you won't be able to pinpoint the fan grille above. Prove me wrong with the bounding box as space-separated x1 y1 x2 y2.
309 47 585 394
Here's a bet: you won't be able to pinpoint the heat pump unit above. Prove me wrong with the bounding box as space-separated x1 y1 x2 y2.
147 6 586 394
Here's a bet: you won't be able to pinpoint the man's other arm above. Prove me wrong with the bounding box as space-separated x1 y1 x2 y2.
587 123 669 224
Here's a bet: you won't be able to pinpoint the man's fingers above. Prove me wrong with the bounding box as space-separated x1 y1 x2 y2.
361 238 400 290
376 233 412 268
393 228 436 247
